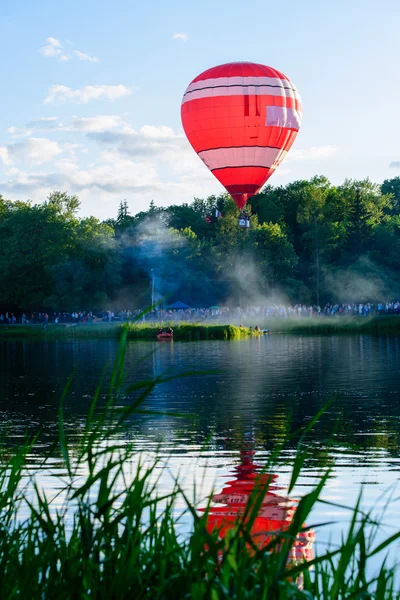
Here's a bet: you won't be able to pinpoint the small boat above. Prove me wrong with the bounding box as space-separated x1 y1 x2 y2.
157 332 173 340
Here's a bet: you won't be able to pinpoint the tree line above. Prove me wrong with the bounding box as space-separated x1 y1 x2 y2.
1 176 400 311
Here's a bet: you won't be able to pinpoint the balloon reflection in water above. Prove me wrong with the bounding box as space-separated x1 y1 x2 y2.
200 445 315 580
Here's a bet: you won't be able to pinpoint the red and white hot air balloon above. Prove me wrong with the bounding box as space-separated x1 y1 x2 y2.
181 62 302 211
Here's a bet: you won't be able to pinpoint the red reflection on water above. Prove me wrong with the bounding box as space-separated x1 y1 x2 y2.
200 447 315 564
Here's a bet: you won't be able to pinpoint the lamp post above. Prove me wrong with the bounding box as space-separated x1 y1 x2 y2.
151 269 155 309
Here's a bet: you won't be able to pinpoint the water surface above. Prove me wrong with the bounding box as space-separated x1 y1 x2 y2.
0 335 399 558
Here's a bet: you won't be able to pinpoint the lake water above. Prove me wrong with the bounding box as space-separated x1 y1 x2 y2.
1 334 399 562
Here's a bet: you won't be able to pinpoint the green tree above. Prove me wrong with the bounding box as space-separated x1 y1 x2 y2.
372 215 400 269
48 218 121 309
0 202 74 308
0 197 121 311
337 178 392 256
251 222 298 289
1 174 400 312
117 200 130 224
45 191 80 220
297 176 331 305
248 185 286 226
165 204 210 238
381 176 400 214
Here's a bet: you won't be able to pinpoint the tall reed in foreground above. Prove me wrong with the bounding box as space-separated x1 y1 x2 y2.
0 328 398 599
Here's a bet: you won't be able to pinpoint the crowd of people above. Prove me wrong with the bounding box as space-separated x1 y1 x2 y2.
1 302 400 325
0 310 127 325
146 302 400 321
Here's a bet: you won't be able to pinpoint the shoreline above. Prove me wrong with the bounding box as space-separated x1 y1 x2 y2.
0 323 256 341
0 316 399 340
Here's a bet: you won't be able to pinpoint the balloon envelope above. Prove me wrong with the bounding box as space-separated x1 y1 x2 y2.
181 62 302 210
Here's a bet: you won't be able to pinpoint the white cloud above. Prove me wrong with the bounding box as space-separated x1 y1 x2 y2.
30 117 59 125
87 123 188 162
7 118 65 138
40 37 70 61
0 138 62 165
140 125 176 139
290 145 337 161
69 115 130 133
40 37 100 63
0 117 217 216
389 161 400 169
0 147 11 165
6 115 133 137
0 133 215 218
270 167 291 178
73 50 100 62
44 84 132 104
16 137 63 164
63 142 85 157
8 116 210 179
1 151 158 194
7 125 33 138
173 32 189 42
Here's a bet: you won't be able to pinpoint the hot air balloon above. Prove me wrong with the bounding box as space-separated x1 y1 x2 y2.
181 62 302 221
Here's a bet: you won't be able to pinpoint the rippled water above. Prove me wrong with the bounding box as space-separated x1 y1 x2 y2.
0 334 399 560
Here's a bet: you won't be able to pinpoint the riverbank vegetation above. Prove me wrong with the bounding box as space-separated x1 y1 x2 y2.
0 322 256 340
0 333 398 598
1 316 400 340
1 176 400 312
266 315 400 334
124 322 252 340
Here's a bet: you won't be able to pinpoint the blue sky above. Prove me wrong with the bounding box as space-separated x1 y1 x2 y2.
0 0 399 218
